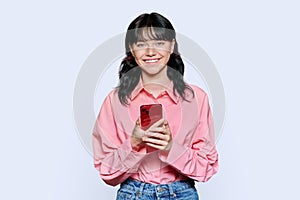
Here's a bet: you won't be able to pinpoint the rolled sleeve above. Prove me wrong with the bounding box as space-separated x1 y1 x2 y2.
159 93 219 182
92 93 146 186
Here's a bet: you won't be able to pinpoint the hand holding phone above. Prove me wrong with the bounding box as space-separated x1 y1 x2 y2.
130 104 163 152
140 104 172 152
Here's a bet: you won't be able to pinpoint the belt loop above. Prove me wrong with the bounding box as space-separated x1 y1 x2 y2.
168 183 176 198
136 182 145 198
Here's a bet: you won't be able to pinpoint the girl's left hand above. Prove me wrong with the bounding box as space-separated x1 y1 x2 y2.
142 119 172 151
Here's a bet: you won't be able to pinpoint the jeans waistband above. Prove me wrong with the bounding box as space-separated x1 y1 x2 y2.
120 178 195 196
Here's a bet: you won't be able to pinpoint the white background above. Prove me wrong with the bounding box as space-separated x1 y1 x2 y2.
1 0 299 199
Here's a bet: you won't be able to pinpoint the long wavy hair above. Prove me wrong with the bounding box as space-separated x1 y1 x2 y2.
117 12 194 105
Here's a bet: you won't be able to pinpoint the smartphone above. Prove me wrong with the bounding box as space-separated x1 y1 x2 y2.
140 104 163 131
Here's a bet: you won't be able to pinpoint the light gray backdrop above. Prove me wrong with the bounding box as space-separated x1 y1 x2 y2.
0 0 299 200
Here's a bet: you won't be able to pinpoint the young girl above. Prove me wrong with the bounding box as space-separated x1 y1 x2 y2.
92 12 218 200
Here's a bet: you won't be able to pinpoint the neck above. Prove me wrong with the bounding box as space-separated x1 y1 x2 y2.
141 72 171 88
141 70 172 96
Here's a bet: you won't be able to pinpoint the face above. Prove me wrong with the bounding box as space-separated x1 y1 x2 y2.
130 39 175 77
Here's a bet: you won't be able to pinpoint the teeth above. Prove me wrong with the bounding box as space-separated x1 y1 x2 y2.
145 59 158 63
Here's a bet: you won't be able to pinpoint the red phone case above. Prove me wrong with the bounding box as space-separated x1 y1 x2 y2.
140 104 163 131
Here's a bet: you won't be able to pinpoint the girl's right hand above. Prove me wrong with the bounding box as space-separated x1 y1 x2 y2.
130 118 145 151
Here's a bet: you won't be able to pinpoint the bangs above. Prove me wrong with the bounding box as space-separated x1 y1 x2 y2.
136 27 174 42
127 27 175 45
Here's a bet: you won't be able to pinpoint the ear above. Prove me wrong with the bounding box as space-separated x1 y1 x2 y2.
129 45 135 57
170 39 175 53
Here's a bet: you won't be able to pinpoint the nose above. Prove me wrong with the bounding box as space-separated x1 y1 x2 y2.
145 46 156 56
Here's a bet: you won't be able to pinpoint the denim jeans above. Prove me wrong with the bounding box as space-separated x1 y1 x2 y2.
116 179 199 200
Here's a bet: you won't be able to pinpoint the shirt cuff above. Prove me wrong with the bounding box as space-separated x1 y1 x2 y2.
117 139 146 171
158 140 189 165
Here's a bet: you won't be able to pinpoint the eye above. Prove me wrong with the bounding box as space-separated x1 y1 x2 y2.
155 41 165 46
136 42 146 48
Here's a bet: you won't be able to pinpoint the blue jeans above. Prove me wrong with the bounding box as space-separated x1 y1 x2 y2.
116 179 199 200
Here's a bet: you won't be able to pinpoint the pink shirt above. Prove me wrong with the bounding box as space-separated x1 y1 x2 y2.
92 78 218 186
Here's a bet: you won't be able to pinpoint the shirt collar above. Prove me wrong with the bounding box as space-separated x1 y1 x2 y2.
130 76 180 104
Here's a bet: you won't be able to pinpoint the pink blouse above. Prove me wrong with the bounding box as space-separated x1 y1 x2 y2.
92 78 218 186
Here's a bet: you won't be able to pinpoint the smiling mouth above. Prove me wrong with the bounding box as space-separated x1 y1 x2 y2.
143 58 161 63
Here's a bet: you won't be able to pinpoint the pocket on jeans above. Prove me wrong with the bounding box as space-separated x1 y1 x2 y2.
116 188 135 200
174 188 199 200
